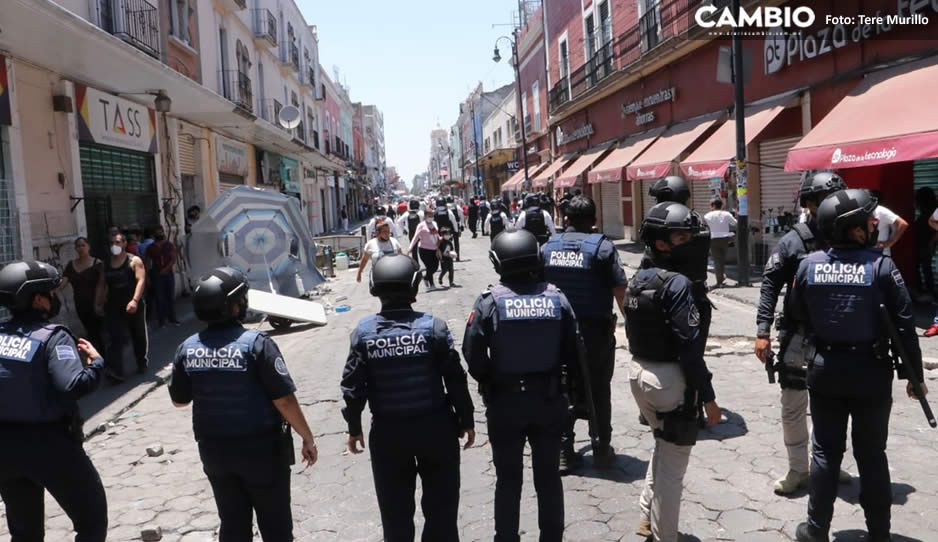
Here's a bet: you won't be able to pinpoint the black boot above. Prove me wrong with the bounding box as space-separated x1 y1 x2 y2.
795 522 829 542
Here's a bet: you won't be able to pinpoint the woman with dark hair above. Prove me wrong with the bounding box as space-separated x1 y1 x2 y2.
58 237 105 349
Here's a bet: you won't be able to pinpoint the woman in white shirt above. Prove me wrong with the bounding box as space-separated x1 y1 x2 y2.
356 218 403 282
703 198 737 287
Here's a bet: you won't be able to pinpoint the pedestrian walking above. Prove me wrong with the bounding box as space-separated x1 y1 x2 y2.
627 202 722 541
357 218 404 283
367 207 401 239
468 198 480 238
342 255 475 541
169 267 318 542
915 187 937 301
0 261 108 542
96 232 148 381
542 196 627 471
146 226 180 328
485 200 511 240
479 199 490 232
408 213 441 289
341 206 349 231
754 172 852 495
437 226 457 288
790 188 926 542
703 198 737 288
462 229 581 542
59 237 105 350
516 194 556 245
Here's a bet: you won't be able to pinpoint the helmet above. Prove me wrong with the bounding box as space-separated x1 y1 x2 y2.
649 176 690 205
491 199 503 212
489 229 541 278
799 171 847 207
539 193 552 207
0 261 61 312
816 189 878 247
370 255 422 304
565 195 597 220
640 202 710 281
524 194 541 209
409 199 420 210
375 206 387 216
446 196 454 204
192 267 250 323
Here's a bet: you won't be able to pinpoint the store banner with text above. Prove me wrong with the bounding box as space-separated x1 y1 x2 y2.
216 136 249 177
75 84 157 153
280 157 300 193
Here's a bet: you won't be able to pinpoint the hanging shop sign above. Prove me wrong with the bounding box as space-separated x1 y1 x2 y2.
75 84 157 153
622 87 676 127
0 56 11 126
506 160 521 171
216 135 249 177
556 123 594 146
764 0 938 75
280 156 300 193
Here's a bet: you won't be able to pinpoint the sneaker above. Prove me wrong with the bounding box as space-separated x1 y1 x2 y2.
795 522 830 542
925 324 938 337
592 445 617 469
636 518 652 537
774 470 810 495
559 446 583 474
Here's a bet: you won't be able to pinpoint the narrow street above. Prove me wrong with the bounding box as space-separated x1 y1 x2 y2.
4 233 937 542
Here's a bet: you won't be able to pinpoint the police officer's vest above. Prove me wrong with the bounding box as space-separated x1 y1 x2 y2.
434 206 452 230
180 328 281 439
490 283 564 375
0 321 73 423
792 223 817 253
523 207 548 243
803 250 881 346
356 312 447 419
624 270 682 362
489 213 506 237
407 212 421 241
542 233 612 320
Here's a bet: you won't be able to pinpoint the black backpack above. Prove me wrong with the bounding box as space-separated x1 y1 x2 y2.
407 212 421 241
434 206 452 230
489 213 505 237
524 207 548 242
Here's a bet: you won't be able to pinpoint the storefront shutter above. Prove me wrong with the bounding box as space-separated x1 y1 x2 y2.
600 181 622 238
913 158 938 196
690 180 715 217
179 134 198 176
641 178 658 219
758 136 803 264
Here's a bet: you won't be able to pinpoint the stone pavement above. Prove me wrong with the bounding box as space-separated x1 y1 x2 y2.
3 232 938 541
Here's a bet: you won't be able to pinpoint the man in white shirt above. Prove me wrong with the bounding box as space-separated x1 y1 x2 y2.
366 209 401 239
875 203 908 257
703 199 737 288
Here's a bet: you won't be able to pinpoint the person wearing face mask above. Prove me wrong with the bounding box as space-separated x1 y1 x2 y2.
754 172 852 496
408 212 441 289
357 218 404 283
0 260 109 542
790 189 927 542
96 232 148 382
626 202 722 541
437 226 457 288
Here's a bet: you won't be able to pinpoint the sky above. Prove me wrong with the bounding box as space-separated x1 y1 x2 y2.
297 0 516 187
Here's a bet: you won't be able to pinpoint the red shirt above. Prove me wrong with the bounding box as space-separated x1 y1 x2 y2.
146 240 177 275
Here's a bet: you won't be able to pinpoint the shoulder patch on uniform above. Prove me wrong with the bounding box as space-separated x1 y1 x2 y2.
55 344 78 361
891 268 905 287
274 356 290 376
688 304 700 327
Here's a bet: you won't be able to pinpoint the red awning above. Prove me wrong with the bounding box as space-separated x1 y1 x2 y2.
786 57 938 171
531 157 572 188
555 144 615 188
680 103 787 180
501 164 547 192
588 128 664 184
626 113 722 181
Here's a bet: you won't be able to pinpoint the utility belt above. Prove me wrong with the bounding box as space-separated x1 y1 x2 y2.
652 387 700 447
813 340 888 357
199 425 295 466
485 374 561 397
0 413 84 443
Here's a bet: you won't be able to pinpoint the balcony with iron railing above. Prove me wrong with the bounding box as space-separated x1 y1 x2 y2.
252 9 277 48
259 99 284 128
99 0 161 58
220 70 253 113
290 44 300 72
548 0 712 114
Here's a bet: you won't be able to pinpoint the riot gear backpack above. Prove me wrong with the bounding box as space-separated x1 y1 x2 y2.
524 207 548 244
434 206 453 230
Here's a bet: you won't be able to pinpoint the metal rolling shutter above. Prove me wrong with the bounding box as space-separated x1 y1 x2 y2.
179 133 198 176
641 179 658 218
600 181 622 238
759 137 803 218
690 181 714 217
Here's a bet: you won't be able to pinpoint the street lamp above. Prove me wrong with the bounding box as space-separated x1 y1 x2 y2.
493 30 530 191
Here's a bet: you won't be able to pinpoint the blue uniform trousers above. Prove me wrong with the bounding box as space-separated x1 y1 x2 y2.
0 424 108 542
487 391 567 542
198 436 292 542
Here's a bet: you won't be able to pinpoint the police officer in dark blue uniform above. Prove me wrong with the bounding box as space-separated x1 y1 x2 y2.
517 193 556 245
169 267 318 542
342 255 475 541
486 199 511 240
790 189 926 542
627 203 721 540
0 260 108 542
754 172 850 495
542 195 627 471
463 230 582 542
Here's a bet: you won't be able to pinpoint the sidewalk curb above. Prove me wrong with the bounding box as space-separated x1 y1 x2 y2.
83 367 173 441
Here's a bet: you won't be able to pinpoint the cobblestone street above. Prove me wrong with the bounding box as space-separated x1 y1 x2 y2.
3 233 938 542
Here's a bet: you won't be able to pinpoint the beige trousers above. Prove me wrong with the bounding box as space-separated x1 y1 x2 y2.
781 333 811 474
629 358 693 542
